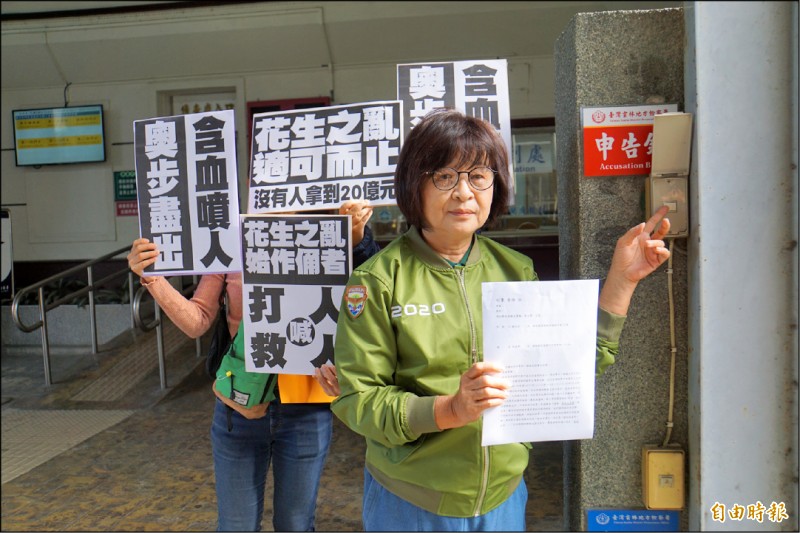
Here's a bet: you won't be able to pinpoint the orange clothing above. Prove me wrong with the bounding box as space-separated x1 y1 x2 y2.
143 271 334 405
278 374 334 404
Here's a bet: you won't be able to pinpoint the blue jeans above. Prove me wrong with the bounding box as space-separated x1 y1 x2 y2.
362 468 527 531
210 396 332 532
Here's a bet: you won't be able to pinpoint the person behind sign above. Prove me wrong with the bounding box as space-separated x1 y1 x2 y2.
128 200 379 532
330 108 672 531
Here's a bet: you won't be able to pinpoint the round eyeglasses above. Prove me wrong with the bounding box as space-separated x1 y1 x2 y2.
425 167 496 191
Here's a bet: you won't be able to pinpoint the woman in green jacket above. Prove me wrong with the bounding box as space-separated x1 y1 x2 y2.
331 109 671 531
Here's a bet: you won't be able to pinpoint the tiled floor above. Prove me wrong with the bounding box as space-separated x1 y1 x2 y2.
1 319 564 531
1 408 135 484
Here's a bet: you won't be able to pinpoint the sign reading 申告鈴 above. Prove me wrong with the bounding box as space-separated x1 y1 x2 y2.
581 104 678 177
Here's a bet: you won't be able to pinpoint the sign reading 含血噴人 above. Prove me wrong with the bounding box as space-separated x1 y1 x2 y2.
397 59 514 197
133 109 242 276
587 509 679 531
581 104 679 177
240 214 352 375
247 102 402 214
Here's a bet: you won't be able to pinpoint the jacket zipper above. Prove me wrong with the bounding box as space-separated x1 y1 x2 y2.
456 268 489 516
476 447 490 516
456 269 478 365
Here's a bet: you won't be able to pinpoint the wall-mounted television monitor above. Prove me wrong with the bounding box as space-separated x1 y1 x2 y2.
12 104 106 167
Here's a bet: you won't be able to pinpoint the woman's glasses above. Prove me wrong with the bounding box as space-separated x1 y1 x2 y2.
425 167 496 191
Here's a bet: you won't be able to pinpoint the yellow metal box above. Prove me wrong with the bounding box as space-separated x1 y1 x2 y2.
642 445 685 510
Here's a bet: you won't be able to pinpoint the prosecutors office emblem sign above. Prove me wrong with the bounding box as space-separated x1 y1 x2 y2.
581 104 678 177
345 285 368 318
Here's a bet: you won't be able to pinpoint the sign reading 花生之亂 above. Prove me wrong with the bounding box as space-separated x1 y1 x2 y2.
247 102 402 214
133 109 242 276
240 214 352 375
581 104 678 177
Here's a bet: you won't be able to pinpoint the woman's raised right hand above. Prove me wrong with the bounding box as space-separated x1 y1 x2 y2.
127 238 160 277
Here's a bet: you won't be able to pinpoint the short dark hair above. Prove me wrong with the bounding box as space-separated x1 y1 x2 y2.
394 108 510 230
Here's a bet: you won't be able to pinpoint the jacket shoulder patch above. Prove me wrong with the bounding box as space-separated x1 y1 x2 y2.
344 285 368 318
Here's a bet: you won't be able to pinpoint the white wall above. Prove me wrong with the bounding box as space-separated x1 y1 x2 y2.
0 0 667 262
685 2 799 530
1 64 555 262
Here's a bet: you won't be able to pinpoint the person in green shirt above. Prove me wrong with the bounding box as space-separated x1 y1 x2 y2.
331 108 672 531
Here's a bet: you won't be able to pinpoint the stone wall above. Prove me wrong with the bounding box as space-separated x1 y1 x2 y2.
554 7 688 530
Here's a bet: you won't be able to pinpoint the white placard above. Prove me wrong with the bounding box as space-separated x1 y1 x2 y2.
133 109 242 276
240 214 352 375
481 280 599 445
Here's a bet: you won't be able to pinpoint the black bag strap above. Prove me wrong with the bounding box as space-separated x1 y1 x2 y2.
220 274 234 431
227 375 235 432
218 273 227 311
216 275 229 338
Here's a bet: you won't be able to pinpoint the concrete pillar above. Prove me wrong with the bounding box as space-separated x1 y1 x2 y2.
684 2 798 530
554 8 688 531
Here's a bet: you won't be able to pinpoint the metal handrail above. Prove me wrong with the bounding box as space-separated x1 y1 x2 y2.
9 244 204 389
132 276 200 390
132 284 160 332
10 245 135 386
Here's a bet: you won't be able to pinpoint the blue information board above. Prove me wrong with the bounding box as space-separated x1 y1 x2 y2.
587 509 680 531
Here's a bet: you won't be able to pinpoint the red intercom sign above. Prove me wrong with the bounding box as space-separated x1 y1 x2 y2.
582 104 677 177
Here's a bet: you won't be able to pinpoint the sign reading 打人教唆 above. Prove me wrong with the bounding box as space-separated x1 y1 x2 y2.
247 102 402 214
397 59 514 197
240 214 352 375
133 109 242 276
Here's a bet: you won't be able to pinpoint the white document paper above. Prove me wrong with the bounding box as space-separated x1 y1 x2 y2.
481 280 599 446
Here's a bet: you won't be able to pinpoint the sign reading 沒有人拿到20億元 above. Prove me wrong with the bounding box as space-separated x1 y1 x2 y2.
247 101 403 214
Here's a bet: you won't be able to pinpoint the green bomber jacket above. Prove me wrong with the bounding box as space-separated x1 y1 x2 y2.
331 226 625 518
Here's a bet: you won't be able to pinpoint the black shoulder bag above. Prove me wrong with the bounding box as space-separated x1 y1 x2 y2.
205 281 232 380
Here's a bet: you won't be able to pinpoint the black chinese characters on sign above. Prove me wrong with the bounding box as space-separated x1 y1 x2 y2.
247 102 403 214
133 109 242 276
240 214 352 375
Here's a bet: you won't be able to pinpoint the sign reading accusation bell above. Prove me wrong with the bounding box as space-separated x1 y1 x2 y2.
582 104 678 177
